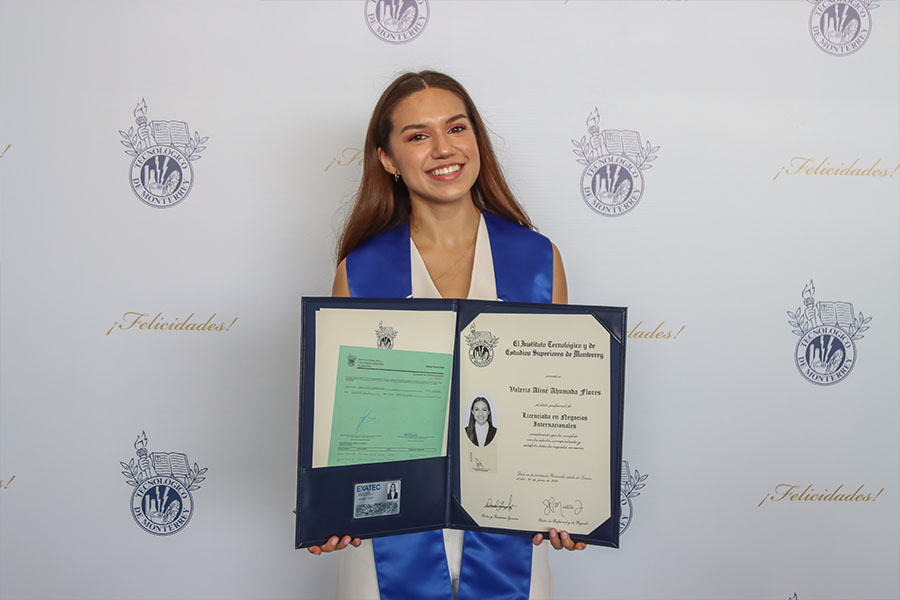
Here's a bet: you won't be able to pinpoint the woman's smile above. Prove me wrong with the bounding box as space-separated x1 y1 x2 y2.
427 163 464 180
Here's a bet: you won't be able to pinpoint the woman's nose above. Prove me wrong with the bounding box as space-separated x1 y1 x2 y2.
431 133 452 157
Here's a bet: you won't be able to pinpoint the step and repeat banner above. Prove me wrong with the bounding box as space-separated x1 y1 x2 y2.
1 1 897 599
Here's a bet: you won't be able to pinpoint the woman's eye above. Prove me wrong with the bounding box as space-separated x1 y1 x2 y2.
449 125 466 133
408 133 427 142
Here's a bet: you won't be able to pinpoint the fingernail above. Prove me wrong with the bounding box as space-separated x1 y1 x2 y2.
342 536 350 544
353 539 361 547
329 536 338 545
561 532 569 540
549 529 557 538
534 534 543 543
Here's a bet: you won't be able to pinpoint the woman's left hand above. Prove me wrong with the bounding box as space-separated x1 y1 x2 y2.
532 528 586 551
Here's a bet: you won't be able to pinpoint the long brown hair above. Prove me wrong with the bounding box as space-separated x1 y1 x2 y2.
337 71 533 263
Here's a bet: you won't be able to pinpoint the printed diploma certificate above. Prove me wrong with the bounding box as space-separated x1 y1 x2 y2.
458 312 611 534
296 297 625 548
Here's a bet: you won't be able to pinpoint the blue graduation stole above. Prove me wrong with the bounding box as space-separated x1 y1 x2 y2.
346 211 553 600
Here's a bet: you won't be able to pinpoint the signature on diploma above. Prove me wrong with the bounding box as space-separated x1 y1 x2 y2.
355 409 376 433
484 494 517 512
542 497 583 517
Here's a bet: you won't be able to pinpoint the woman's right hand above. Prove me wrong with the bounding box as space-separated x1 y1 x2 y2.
307 535 361 555
294 509 361 555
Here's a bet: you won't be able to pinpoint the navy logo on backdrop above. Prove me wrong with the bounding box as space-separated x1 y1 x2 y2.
365 0 428 44
375 321 398 349
787 280 871 385
808 0 876 55
119 99 208 208
572 108 659 216
121 431 208 535
620 460 648 534
465 323 499 367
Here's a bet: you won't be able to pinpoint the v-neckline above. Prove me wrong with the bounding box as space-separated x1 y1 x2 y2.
409 214 497 300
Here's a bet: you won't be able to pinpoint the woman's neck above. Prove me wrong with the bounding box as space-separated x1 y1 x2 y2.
408 197 481 299
409 197 480 249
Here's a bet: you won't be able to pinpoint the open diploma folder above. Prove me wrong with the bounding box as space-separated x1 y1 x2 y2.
296 297 626 548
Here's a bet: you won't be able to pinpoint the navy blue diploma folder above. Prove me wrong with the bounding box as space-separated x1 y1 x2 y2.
296 297 626 549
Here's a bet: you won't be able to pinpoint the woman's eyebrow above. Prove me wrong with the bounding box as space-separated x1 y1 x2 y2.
399 114 468 134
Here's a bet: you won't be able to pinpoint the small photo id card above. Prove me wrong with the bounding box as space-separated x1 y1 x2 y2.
353 479 401 519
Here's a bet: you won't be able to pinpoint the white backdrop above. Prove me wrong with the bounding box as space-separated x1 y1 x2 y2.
1 1 898 599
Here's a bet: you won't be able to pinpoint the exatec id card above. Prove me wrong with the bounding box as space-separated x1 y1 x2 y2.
353 479 401 519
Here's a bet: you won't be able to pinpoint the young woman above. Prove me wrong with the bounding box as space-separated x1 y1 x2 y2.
313 71 584 600
465 397 497 447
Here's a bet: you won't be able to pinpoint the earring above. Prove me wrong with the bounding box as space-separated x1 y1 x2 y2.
394 172 400 183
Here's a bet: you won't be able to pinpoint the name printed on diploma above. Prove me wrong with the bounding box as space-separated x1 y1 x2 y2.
510 385 602 396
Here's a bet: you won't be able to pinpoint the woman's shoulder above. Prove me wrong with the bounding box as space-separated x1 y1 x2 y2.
344 222 413 298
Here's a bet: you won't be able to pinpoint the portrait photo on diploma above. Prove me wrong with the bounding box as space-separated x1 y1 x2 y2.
465 395 498 448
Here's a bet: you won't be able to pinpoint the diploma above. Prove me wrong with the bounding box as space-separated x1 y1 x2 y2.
457 312 610 534
296 298 625 548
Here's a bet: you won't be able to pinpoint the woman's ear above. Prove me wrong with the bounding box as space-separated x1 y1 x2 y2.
377 147 397 176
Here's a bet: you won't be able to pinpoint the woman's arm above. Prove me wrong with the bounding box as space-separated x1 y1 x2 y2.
551 243 568 305
332 258 350 297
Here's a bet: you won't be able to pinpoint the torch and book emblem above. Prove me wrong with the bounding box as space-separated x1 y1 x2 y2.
572 108 659 217
375 321 398 349
465 323 499 368
119 99 208 208
121 431 208 535
787 280 871 385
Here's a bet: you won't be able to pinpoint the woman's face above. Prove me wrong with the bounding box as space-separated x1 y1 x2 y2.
378 87 481 208
472 400 490 425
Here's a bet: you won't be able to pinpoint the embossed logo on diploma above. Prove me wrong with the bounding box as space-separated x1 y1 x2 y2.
465 323 499 367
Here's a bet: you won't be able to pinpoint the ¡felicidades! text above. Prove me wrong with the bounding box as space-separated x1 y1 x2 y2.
758 483 884 507
107 311 238 335
628 321 685 340
324 147 364 172
773 157 899 180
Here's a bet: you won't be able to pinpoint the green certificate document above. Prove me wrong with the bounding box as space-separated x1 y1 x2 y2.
327 345 453 466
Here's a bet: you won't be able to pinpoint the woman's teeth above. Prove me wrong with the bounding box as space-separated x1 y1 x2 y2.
430 165 461 176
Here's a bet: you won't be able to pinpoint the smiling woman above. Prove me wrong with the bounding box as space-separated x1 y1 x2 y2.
332 71 554 300
317 71 576 600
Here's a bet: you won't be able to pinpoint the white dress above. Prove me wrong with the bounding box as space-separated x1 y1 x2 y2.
335 216 552 600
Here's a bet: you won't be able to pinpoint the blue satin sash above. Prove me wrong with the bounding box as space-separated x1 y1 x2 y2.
347 212 552 303
346 211 553 600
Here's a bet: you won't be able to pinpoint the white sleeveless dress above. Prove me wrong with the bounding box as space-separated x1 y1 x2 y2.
335 216 552 599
